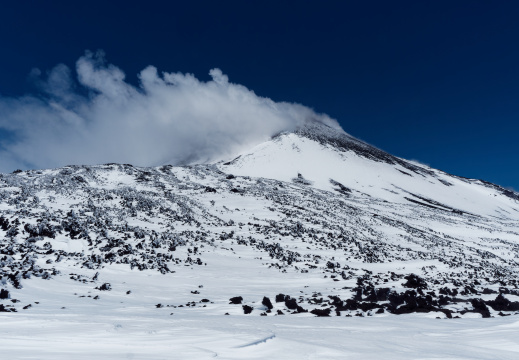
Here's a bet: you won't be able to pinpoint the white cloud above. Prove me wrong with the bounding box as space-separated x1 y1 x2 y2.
0 51 341 172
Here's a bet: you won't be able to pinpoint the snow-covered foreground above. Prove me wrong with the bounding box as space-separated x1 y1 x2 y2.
2 313 519 359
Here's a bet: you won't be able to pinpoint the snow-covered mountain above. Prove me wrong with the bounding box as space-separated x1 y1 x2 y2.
2 120 518 325
222 121 519 219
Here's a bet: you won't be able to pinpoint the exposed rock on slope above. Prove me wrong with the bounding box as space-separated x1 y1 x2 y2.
1 123 519 318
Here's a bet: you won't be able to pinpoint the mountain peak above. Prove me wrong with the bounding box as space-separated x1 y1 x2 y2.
219 121 519 220
289 120 430 175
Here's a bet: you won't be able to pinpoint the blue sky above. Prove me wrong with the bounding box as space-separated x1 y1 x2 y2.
0 1 518 189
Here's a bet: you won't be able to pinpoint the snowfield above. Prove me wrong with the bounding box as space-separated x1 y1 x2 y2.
1 121 519 358
2 312 519 359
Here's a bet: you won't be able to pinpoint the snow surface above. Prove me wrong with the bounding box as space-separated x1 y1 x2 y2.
2 312 519 359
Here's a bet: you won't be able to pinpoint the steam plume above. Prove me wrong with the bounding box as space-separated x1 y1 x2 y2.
0 51 341 172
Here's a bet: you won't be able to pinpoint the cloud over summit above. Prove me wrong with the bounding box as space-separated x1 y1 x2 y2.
0 51 340 172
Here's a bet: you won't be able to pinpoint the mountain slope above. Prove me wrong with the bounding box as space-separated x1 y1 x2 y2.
0 122 519 324
220 121 519 219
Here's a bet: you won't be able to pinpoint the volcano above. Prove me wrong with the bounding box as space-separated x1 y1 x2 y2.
1 120 519 358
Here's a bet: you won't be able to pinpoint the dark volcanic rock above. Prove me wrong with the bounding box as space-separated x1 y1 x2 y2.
482 288 497 295
0 304 16 312
229 296 243 304
284 297 299 310
284 296 307 313
387 290 440 315
311 308 332 317
364 287 391 302
403 274 428 289
486 294 519 312
97 283 112 291
0 289 10 299
262 296 273 310
471 298 491 318
276 294 287 303
0 216 9 231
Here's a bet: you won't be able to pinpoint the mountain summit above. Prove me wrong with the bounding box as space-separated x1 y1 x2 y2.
220 120 519 219
0 121 518 321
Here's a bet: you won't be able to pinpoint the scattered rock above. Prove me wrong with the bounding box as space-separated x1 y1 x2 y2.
229 296 243 304
471 298 491 318
0 289 10 299
311 308 331 317
276 294 287 303
403 274 428 289
262 296 273 310
97 283 112 291
486 294 519 312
